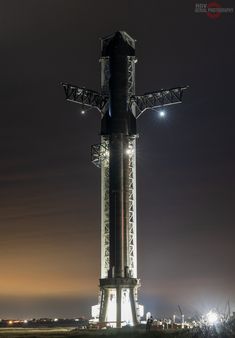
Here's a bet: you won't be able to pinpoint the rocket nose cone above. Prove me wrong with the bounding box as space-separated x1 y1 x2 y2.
103 31 135 57
101 31 135 57
114 31 124 40
111 32 126 47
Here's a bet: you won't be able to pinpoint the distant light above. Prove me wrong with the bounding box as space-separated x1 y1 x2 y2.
54 318 58 322
75 318 79 322
23 320 28 324
81 109 85 115
207 310 218 325
159 110 166 118
8 321 13 325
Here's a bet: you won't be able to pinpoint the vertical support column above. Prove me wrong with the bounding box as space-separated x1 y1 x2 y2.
99 288 109 322
101 137 110 278
128 138 137 278
127 55 137 279
116 286 122 328
100 55 110 280
123 136 130 276
129 287 138 326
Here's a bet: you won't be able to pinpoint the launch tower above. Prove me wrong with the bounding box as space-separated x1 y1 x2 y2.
61 31 187 328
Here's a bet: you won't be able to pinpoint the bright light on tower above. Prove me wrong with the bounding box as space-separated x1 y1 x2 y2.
206 310 218 325
159 110 166 118
126 144 134 156
104 150 110 158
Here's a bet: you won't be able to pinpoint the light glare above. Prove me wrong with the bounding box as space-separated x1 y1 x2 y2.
159 110 166 118
207 310 218 325
126 145 134 156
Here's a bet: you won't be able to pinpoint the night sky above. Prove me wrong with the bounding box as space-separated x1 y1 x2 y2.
0 0 234 319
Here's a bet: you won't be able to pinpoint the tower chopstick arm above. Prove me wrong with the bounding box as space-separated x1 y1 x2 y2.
131 86 189 118
60 82 109 111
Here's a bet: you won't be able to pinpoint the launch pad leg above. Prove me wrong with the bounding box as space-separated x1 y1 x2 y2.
116 286 122 328
99 288 109 323
130 287 138 326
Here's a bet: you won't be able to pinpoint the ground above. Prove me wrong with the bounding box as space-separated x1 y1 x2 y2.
0 326 235 338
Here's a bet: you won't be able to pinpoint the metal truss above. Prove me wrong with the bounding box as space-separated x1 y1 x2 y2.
92 138 137 280
126 54 137 278
61 82 108 111
99 57 111 279
128 138 137 278
130 86 188 118
100 56 110 116
127 56 136 101
61 81 187 117
90 140 110 279
100 137 110 278
91 142 109 168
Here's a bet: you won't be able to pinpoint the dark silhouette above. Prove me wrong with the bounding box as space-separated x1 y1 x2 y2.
146 316 153 331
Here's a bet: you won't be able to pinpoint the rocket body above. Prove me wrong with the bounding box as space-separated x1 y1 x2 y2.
101 32 136 279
